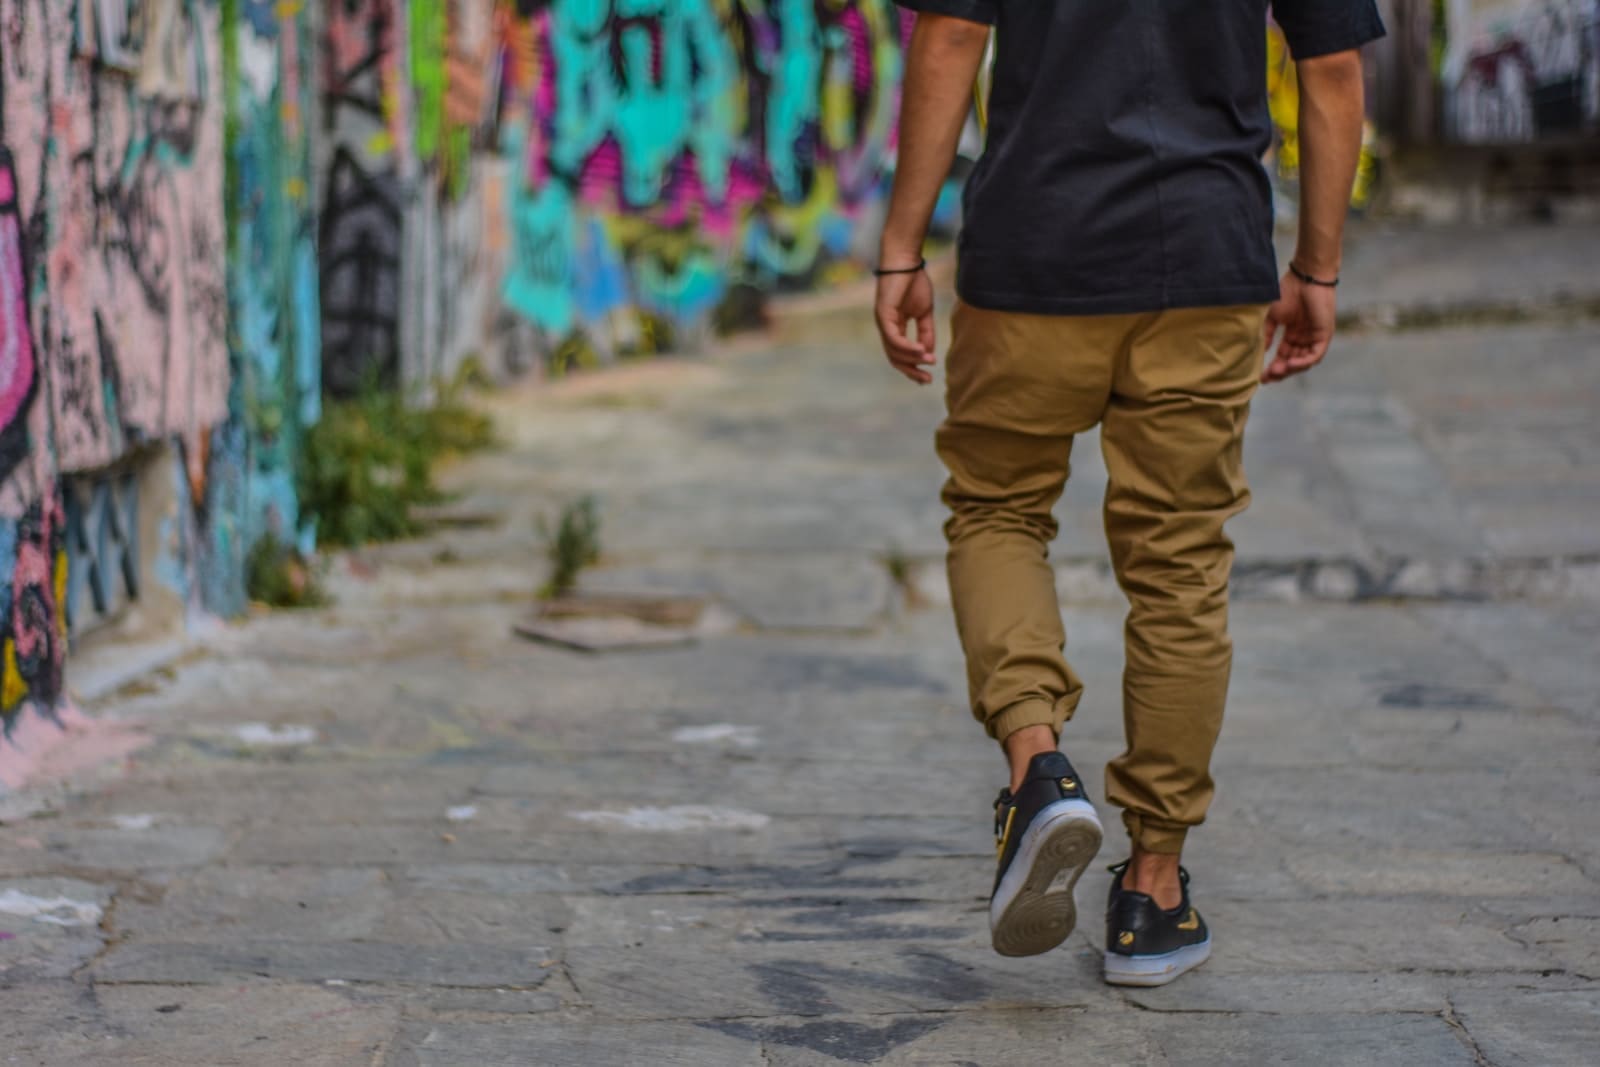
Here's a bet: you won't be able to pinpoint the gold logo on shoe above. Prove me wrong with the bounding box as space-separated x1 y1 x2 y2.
1059 777 1076 791
1177 909 1200 931
1117 931 1134 947
995 806 1017 859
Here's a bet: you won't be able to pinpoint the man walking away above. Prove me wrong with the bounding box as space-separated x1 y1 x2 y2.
873 0 1382 986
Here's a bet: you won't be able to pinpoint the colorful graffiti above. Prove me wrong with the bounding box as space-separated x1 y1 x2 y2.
495 0 914 349
315 0 922 382
0 498 67 728
0 147 37 487
204 0 320 612
1443 0 1600 142
0 0 233 730
319 0 409 395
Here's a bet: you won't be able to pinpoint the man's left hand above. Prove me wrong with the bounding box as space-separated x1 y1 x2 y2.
1261 270 1337 384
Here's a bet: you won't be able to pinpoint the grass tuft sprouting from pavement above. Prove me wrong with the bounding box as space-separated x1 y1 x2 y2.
539 496 603 600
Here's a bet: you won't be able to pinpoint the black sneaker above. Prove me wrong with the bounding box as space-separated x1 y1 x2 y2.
1103 860 1211 986
989 751 1103 957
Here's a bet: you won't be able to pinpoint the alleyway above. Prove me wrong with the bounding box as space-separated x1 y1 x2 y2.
3 225 1599 1064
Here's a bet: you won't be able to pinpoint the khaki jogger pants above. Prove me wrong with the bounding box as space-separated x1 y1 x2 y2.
936 299 1268 854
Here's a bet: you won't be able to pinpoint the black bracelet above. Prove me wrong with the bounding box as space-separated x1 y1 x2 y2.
1288 261 1339 288
873 258 926 277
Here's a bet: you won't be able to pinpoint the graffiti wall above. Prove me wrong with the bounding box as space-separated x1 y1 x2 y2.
203 0 321 613
1442 0 1600 143
318 0 411 395
316 0 922 390
498 0 914 354
0 0 231 731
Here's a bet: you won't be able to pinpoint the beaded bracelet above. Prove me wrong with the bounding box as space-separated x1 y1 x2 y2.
872 258 927 277
1288 261 1339 288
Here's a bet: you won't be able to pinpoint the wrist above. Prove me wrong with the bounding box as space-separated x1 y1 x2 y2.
878 238 925 269
1290 246 1341 279
1287 259 1339 288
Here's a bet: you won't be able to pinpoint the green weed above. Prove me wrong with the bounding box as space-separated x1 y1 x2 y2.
539 496 603 600
299 372 495 547
245 533 327 609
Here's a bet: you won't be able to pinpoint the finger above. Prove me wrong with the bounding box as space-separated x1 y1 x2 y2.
888 349 934 383
914 311 936 359
1261 311 1281 356
1261 348 1286 384
1261 351 1292 384
891 360 933 385
889 351 931 377
876 307 925 357
1274 340 1327 379
1284 347 1326 373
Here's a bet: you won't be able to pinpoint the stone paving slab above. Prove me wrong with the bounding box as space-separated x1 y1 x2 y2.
0 877 113 982
1134 1012 1479 1066
0 980 398 1067
90 940 556 989
1449 986 1600 1067
394 1019 765 1067
561 940 1118 1021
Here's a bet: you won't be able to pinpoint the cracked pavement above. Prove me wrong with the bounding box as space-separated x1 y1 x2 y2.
3 225 1599 1064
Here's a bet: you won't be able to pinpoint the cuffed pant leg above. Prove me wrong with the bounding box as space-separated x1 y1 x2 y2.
1099 305 1267 851
935 301 1124 745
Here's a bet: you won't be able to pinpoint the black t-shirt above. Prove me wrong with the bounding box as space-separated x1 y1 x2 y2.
894 0 1386 315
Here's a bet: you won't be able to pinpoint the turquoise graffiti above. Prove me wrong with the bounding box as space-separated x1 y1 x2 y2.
496 0 924 347
208 0 320 611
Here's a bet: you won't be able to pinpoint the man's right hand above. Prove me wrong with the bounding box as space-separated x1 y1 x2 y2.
1261 270 1338 384
874 268 938 385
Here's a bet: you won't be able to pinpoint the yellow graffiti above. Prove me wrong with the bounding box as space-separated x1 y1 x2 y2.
2 639 25 712
1266 27 1302 171
53 550 68 640
757 166 841 274
1267 26 1377 210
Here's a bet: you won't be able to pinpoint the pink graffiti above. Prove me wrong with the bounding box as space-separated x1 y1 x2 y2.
840 5 873 94
0 149 37 445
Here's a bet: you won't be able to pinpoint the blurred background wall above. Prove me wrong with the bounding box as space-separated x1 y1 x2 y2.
0 0 1594 739
316 0 937 395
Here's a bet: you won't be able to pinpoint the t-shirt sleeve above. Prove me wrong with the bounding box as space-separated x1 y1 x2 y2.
893 0 998 28
1271 0 1386 59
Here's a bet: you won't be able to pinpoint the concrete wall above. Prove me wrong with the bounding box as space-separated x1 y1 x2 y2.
0 0 231 731
0 0 319 743
209 0 321 612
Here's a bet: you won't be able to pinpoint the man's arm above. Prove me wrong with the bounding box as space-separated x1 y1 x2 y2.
1262 49 1367 384
875 14 989 385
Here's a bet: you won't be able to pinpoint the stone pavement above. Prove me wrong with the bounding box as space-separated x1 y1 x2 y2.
3 225 1600 1064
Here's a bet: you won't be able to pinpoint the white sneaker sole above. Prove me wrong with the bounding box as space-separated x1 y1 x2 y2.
989 798 1103 958
1103 936 1213 987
